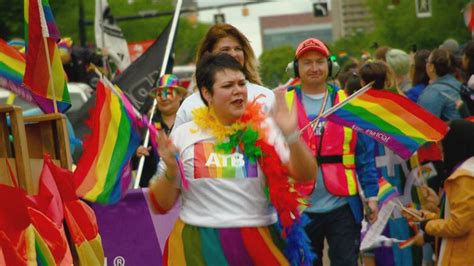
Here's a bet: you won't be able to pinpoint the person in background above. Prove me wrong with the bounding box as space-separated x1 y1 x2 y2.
460 41 474 115
374 46 391 62
173 23 274 128
359 61 394 91
133 74 186 187
359 61 420 266
344 71 362 96
418 48 464 121
402 120 474 266
406 49 431 102
58 37 102 89
287 38 379 266
386 48 411 94
336 61 359 91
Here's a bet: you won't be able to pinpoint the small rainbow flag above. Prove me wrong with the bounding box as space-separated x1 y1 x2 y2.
73 80 141 204
0 39 37 104
325 88 449 159
24 0 70 113
398 236 416 249
377 176 399 206
399 221 420 249
0 39 25 85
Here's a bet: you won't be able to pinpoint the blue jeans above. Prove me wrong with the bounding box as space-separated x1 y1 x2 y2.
305 204 361 266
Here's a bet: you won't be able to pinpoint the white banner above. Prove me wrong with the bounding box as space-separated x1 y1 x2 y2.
95 0 131 71
360 201 397 250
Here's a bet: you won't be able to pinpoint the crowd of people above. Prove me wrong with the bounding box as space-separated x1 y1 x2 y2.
9 21 472 265
137 23 474 266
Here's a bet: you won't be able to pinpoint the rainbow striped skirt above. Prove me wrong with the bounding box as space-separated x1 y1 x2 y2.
163 219 290 265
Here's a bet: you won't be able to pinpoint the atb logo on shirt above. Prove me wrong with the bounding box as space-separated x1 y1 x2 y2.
194 142 258 179
205 153 245 168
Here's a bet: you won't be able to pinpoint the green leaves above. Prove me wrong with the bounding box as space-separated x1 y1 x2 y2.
259 45 294 88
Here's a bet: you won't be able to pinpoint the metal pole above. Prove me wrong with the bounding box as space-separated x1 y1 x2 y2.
134 0 183 188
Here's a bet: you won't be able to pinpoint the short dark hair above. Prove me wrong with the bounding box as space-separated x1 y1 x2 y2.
359 61 393 90
195 53 244 105
429 48 455 77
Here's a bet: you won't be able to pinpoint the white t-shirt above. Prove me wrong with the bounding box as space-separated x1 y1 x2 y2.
173 82 275 129
158 119 288 228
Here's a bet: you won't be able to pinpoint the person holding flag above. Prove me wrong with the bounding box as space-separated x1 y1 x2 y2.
285 38 379 266
149 53 317 265
358 60 419 266
402 120 474 266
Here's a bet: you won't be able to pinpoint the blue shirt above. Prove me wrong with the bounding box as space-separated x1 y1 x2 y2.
406 83 427 102
296 87 379 221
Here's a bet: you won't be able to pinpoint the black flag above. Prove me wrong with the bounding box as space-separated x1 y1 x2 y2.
114 18 177 112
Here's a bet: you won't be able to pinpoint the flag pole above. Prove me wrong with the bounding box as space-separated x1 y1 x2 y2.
298 81 373 134
42 37 58 113
92 65 141 117
134 0 183 188
97 0 109 77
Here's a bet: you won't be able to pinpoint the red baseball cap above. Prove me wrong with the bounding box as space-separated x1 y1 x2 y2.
295 38 329 59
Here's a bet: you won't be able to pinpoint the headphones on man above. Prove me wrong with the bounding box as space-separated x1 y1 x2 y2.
287 58 340 79
292 57 334 78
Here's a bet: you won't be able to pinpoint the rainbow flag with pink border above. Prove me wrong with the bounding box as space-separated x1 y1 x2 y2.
24 0 70 113
0 39 41 107
73 80 141 204
325 89 448 159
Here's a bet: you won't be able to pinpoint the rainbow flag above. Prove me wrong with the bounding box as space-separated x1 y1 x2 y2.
377 176 399 207
0 184 68 265
0 39 36 104
44 155 105 264
325 89 449 159
0 185 36 265
73 80 141 204
28 207 69 265
24 0 70 113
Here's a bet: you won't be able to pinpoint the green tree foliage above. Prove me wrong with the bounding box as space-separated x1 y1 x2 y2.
0 1 24 40
175 19 210 64
259 45 294 88
331 0 471 62
367 0 470 51
0 0 209 65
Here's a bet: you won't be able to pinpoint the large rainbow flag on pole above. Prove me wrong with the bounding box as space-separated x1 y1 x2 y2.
23 0 70 113
324 87 449 159
73 79 141 204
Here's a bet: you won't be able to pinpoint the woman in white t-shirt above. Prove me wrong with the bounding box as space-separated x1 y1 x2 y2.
149 53 317 265
174 23 274 129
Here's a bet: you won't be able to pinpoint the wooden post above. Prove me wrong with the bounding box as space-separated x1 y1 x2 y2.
42 37 59 113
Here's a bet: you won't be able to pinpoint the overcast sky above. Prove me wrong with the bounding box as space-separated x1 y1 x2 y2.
195 0 325 56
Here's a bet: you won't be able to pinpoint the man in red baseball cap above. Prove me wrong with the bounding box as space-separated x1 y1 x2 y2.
284 38 379 265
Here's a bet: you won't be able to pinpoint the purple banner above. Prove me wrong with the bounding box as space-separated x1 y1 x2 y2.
90 188 179 265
